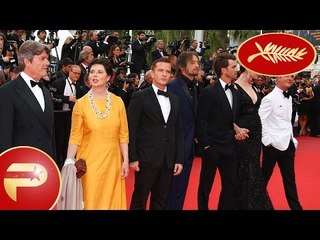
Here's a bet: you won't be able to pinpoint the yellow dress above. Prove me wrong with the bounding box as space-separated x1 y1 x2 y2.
69 92 129 210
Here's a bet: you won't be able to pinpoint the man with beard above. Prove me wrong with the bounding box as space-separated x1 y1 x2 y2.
165 51 200 210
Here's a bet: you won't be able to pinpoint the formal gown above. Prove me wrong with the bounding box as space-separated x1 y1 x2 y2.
69 92 129 210
234 84 273 210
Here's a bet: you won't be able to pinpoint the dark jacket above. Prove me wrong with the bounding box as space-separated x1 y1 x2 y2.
0 76 56 159
128 87 184 168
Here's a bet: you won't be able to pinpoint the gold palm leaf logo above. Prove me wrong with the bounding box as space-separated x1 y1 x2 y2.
247 42 308 64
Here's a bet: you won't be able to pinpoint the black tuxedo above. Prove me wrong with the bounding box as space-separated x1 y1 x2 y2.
50 78 80 168
51 78 81 110
53 69 68 83
196 80 240 210
0 76 56 160
128 87 184 209
77 64 88 88
151 49 168 63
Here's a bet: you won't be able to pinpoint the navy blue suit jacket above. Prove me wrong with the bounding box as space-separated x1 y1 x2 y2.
167 76 196 156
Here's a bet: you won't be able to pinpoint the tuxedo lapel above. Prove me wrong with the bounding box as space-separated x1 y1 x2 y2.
166 93 176 124
43 87 54 131
16 78 52 134
216 81 233 120
148 88 166 123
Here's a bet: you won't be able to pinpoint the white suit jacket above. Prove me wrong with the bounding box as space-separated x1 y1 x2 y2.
259 86 298 151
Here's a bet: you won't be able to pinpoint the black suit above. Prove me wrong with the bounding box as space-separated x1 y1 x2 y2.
151 49 168 63
51 78 81 108
77 64 88 88
50 78 80 168
196 81 239 210
128 87 184 209
131 40 149 74
0 76 56 160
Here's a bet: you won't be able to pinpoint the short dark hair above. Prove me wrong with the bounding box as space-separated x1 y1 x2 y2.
61 57 73 67
214 53 236 78
88 57 113 76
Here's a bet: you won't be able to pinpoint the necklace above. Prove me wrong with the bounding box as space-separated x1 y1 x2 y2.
88 89 111 119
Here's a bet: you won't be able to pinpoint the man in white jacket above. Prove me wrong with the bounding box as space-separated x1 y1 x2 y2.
259 74 303 210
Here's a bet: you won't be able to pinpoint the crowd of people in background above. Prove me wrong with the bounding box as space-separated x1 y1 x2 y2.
1 29 319 210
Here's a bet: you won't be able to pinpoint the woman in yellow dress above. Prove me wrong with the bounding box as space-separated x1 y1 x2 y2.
65 57 129 210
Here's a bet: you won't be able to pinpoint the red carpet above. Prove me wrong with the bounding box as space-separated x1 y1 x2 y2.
126 136 320 210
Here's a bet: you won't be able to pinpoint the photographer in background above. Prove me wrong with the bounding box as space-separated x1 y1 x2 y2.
61 31 85 63
50 57 74 83
188 39 207 57
108 44 129 69
151 40 168 63
202 51 218 75
37 30 59 50
116 73 138 109
131 31 154 75
2 45 18 76
85 30 108 58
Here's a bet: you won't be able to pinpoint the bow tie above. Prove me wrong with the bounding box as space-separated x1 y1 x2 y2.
157 89 169 97
283 91 290 98
225 84 234 91
30 80 43 88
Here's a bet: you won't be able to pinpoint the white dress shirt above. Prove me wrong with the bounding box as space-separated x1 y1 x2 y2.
259 86 298 151
21 72 45 111
63 78 76 111
219 79 233 109
152 84 170 123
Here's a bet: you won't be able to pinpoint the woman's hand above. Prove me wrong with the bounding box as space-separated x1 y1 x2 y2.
75 159 87 178
121 161 129 179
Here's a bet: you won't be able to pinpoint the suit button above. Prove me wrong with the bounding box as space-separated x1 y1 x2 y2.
30 125 34 128
162 137 167 141
163 125 167 128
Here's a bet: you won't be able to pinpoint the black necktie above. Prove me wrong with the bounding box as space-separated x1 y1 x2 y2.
30 80 43 88
225 84 234 91
157 89 169 97
283 91 290 98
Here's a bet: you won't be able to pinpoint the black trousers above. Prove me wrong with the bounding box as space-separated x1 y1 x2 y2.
262 141 303 210
54 110 72 169
130 162 173 210
198 146 238 210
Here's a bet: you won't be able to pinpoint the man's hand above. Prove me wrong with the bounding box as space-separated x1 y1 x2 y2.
130 161 140 172
75 159 87 178
173 163 183 176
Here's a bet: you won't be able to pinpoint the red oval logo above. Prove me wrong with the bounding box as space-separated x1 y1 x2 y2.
237 33 317 76
0 146 61 210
